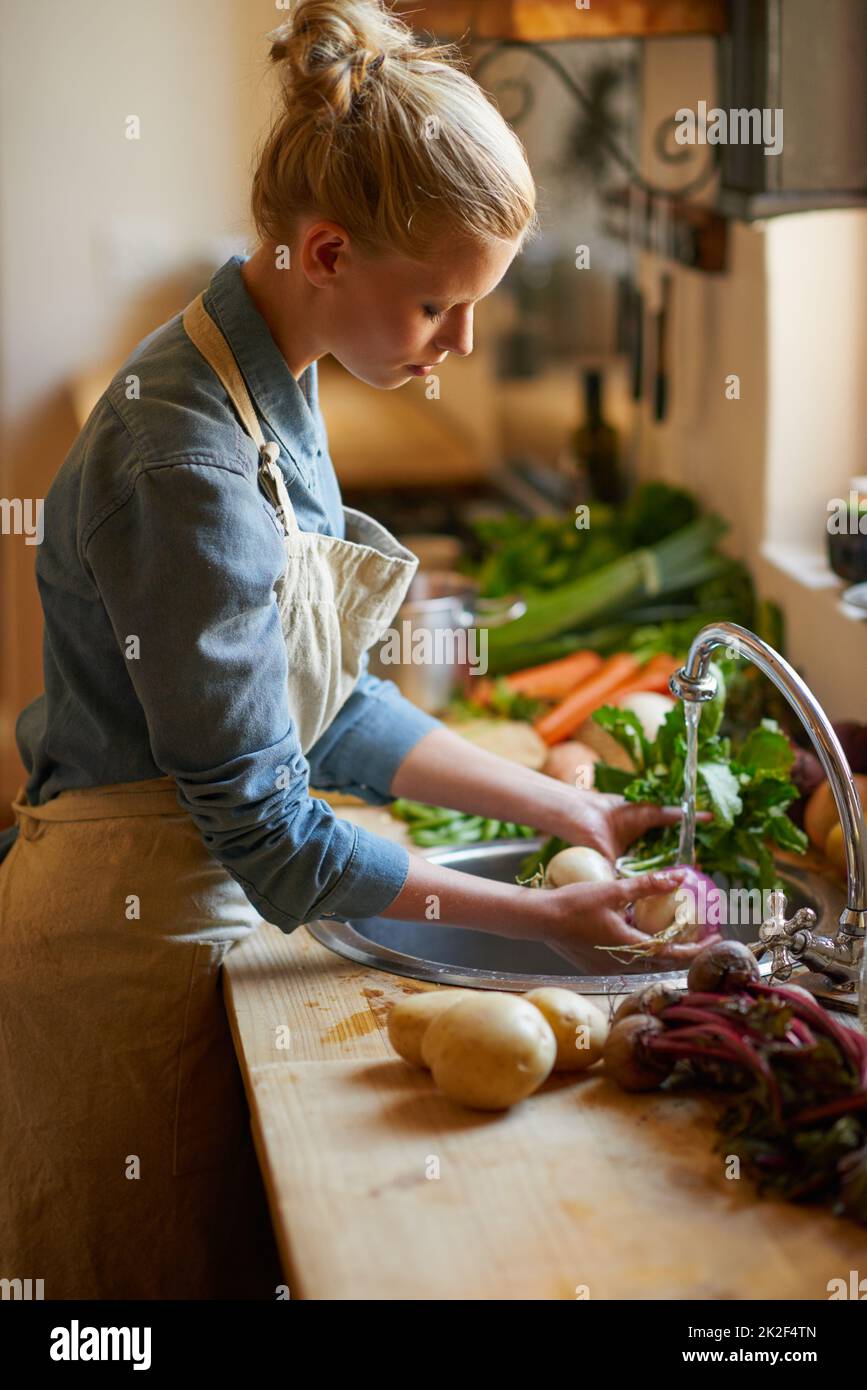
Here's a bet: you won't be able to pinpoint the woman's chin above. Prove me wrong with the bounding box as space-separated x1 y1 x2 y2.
343 361 414 389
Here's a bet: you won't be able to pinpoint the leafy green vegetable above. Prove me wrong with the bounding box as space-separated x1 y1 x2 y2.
459 509 621 600
591 697 808 892
459 484 714 605
445 677 544 723
599 706 652 774
697 760 742 829
620 481 698 547
485 515 731 659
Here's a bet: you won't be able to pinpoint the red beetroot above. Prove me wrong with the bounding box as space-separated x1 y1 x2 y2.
603 1014 673 1091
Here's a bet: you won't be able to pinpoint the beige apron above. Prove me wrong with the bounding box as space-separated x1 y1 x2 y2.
181 292 420 753
0 295 420 1299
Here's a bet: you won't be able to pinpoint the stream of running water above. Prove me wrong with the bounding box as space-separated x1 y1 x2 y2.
677 701 702 867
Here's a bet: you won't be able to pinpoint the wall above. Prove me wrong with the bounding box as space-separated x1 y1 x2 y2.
637 38 867 718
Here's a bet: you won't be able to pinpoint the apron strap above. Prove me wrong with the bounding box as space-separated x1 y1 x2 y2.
182 293 302 547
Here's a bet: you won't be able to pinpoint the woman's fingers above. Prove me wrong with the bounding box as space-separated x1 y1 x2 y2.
553 915 722 965
610 869 687 902
616 803 713 846
596 912 663 948
653 930 723 962
547 873 723 963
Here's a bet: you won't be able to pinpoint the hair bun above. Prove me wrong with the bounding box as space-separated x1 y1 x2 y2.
250 0 538 266
267 1 406 123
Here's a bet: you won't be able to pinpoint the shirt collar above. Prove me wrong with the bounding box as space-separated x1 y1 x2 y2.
204 254 323 475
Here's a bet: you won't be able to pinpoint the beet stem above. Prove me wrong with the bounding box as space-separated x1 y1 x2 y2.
788 1092 867 1126
655 1010 782 1119
751 980 867 1084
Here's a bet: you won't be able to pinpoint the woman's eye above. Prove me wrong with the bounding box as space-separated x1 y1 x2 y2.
423 305 446 322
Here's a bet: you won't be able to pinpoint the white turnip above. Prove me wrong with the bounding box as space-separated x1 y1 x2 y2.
614 691 676 742
631 865 723 942
544 845 616 888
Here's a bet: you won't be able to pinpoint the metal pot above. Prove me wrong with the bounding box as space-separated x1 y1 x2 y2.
366 570 526 714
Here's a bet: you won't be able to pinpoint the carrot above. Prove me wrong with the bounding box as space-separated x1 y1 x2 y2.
608 653 680 702
604 668 676 701
534 653 641 746
503 649 603 701
642 652 679 677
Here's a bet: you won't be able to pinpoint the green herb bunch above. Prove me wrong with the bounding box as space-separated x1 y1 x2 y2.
590 668 807 891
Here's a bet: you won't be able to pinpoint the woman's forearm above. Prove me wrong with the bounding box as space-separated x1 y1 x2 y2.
389 725 577 840
381 729 692 955
379 851 553 939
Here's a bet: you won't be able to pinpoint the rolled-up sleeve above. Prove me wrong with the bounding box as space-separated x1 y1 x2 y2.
307 652 443 807
83 459 414 930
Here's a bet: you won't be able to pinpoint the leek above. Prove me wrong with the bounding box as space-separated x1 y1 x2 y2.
485 515 729 657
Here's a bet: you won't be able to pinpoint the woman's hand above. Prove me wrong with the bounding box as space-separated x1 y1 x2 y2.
556 789 712 863
537 867 721 968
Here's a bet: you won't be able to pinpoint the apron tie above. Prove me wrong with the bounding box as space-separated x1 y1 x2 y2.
257 441 302 547
182 293 302 547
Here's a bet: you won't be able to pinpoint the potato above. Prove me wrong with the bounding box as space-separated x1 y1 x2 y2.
575 717 634 771
447 718 547 770
805 781 837 848
387 988 477 1068
542 740 599 788
421 993 557 1110
524 988 608 1071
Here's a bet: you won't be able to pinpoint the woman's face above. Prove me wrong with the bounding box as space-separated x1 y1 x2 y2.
312 227 522 389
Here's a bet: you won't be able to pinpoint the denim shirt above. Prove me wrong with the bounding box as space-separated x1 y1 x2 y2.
0 254 442 929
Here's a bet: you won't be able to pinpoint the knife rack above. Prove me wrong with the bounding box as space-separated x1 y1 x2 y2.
602 187 729 274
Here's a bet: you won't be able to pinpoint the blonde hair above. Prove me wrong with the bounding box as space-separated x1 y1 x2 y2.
250 0 539 262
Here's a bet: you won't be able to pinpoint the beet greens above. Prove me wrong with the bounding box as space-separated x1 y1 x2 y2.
591 675 808 893
604 943 867 1225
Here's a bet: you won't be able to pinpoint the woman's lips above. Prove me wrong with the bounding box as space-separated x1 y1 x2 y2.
406 364 432 375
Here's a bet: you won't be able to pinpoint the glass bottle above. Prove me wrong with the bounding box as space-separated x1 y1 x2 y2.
572 368 626 506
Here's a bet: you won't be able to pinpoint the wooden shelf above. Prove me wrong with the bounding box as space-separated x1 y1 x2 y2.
395 0 728 42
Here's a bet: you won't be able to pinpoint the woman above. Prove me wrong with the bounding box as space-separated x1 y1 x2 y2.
0 0 699 1299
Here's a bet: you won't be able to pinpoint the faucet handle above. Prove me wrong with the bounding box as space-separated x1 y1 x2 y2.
750 889 818 982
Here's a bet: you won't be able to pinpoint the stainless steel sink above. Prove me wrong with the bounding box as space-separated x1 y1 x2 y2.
308 838 845 996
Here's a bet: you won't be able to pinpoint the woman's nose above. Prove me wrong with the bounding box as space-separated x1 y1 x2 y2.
435 307 473 357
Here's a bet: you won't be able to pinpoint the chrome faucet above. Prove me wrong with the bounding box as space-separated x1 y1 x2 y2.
669 621 867 1023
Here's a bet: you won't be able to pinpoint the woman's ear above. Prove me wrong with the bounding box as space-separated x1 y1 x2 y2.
301 222 352 288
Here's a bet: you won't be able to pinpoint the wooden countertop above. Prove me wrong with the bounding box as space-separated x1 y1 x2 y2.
223 807 867 1301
